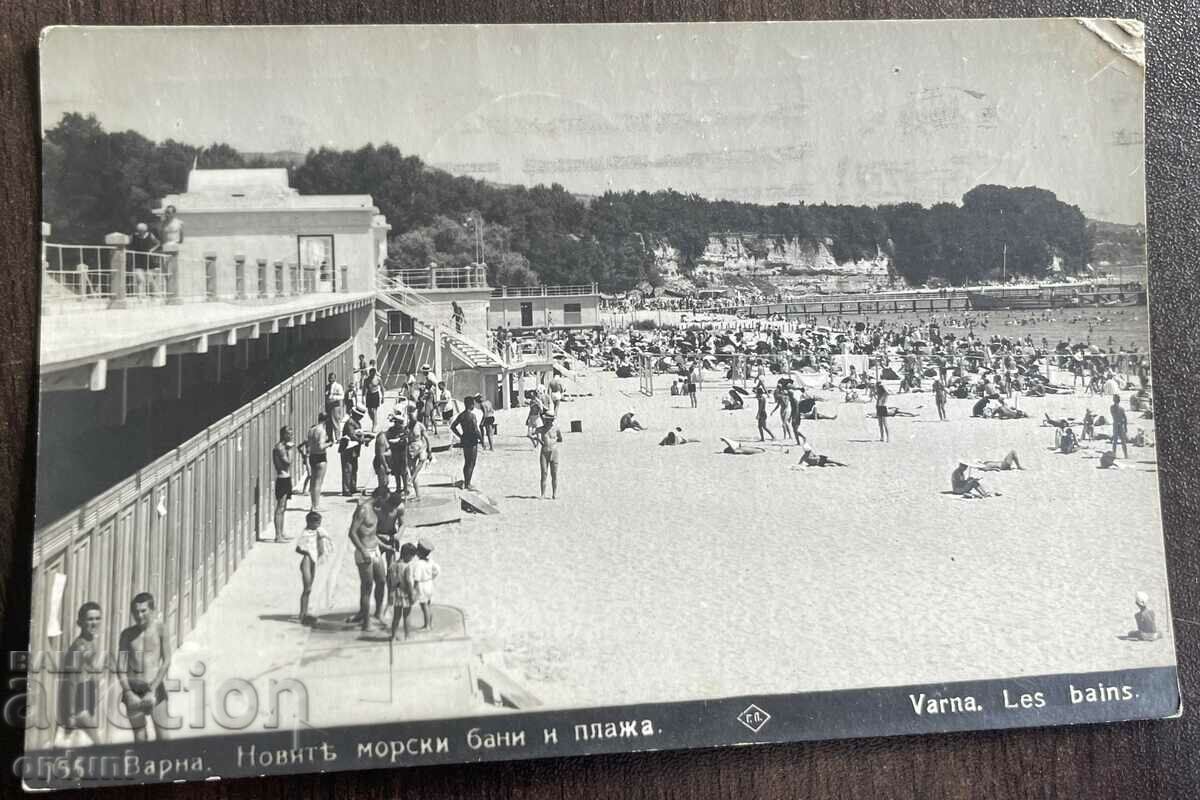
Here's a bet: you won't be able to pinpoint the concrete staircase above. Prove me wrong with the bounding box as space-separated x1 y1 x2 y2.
376 277 508 371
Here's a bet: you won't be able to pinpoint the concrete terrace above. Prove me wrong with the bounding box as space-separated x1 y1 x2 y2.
40 291 376 374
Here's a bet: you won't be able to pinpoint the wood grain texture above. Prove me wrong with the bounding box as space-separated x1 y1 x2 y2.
1 2 1197 797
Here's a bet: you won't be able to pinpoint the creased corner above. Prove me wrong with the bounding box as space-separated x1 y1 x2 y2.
1077 18 1145 69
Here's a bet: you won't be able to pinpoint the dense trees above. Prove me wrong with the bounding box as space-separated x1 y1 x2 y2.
42 113 1094 289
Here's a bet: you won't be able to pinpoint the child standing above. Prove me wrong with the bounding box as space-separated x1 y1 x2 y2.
295 511 332 626
389 543 417 641
409 538 441 631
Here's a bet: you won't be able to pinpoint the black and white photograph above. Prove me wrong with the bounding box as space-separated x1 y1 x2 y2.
24 20 1177 789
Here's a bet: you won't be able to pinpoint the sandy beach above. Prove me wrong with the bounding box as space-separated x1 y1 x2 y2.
421 368 1172 710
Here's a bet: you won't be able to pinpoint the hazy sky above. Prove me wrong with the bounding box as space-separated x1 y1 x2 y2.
41 21 1145 222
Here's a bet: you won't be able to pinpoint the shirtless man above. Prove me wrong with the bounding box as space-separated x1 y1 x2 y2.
272 426 295 541
347 490 400 631
547 375 565 416
117 592 172 741
59 602 103 745
951 463 993 498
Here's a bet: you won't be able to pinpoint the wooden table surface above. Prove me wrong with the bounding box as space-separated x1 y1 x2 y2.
1 3 1196 797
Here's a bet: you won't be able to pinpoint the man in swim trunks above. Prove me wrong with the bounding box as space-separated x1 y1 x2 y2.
347 489 400 632
547 375 565 416
59 602 103 745
451 396 483 490
117 592 173 741
479 393 497 451
272 425 295 541
874 381 890 442
305 413 332 512
975 450 1023 471
363 363 383 430
619 410 645 431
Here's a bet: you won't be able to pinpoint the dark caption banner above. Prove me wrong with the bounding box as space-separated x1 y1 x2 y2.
19 666 1180 790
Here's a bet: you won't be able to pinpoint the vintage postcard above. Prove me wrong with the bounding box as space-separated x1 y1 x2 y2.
25 19 1175 789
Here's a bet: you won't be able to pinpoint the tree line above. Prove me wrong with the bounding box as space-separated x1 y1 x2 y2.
42 113 1092 291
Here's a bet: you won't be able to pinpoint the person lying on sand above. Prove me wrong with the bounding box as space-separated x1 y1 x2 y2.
722 388 745 410
992 401 1029 420
720 437 765 455
951 462 995 498
659 427 697 446
974 450 1023 471
792 444 848 469
868 406 920 418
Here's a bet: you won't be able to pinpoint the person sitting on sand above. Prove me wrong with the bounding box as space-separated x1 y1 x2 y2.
951 462 993 498
792 443 848 469
975 450 1023 471
1098 450 1119 469
722 387 745 410
720 437 765 455
972 396 991 418
1127 591 1162 641
619 410 645 432
659 427 696 446
1058 427 1080 454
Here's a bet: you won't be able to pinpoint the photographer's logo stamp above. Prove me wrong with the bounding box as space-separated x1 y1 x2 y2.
736 704 770 733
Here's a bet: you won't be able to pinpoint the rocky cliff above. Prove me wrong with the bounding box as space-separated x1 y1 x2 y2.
654 234 891 280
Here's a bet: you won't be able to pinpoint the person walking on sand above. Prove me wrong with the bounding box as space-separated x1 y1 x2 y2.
933 374 948 421
536 410 561 499
874 380 890 442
